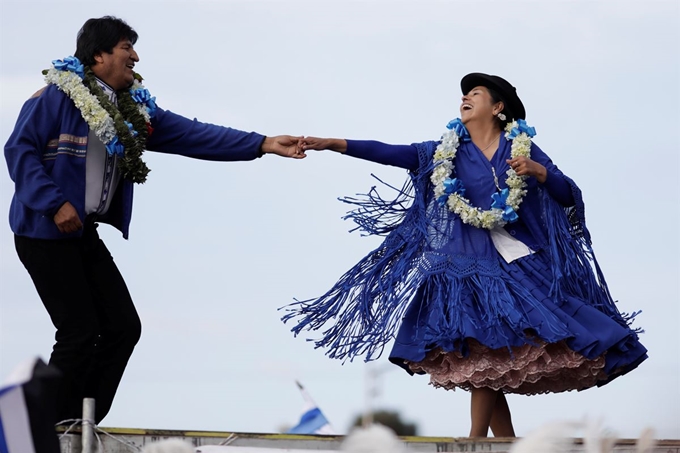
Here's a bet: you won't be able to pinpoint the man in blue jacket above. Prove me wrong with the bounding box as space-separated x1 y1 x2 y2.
3 16 305 423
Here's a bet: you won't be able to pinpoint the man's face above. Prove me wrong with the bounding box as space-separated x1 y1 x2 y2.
91 38 139 90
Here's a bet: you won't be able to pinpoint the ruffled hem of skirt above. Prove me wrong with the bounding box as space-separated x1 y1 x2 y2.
406 338 607 395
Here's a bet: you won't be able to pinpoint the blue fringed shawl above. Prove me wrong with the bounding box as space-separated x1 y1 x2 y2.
282 140 638 361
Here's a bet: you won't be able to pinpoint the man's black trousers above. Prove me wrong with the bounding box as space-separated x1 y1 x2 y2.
15 221 141 423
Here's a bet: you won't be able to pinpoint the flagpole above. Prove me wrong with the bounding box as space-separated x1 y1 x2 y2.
82 398 95 453
362 363 393 428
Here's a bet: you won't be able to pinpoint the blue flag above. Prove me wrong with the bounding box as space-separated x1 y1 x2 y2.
0 357 61 453
287 381 335 435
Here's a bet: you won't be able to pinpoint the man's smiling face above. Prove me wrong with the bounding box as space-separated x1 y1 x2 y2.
91 38 139 90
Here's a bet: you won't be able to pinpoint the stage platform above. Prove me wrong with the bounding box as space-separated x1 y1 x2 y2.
58 427 680 453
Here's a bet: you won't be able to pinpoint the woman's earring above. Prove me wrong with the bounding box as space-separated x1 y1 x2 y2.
497 112 507 121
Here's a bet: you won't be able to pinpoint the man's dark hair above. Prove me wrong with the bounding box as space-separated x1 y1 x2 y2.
74 16 138 66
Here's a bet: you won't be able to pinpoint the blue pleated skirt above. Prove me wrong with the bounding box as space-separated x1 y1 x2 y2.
388 249 648 394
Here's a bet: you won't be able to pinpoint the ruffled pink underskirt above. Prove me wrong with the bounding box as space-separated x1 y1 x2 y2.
406 339 607 395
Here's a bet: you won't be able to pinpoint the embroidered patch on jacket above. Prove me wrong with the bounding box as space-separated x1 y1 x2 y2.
43 134 87 160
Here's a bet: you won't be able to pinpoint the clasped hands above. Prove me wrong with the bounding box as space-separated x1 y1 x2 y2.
261 136 345 159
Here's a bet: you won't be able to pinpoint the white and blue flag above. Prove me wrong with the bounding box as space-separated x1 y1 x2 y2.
0 357 61 453
287 381 335 435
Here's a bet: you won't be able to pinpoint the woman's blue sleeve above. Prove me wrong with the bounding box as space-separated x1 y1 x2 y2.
531 143 575 206
345 140 419 170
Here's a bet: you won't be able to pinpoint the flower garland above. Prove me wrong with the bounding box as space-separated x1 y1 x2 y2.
43 56 157 183
430 118 537 230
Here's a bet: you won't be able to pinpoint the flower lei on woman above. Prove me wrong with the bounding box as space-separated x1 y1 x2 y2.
431 118 537 230
43 56 157 183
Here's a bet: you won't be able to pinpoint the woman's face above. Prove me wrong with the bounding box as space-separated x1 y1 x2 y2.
460 86 501 124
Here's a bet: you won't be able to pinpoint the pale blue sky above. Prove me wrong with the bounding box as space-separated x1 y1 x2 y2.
1 0 678 439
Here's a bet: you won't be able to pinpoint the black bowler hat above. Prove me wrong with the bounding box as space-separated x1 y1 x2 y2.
460 73 526 120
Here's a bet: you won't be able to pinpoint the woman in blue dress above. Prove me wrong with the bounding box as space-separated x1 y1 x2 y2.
283 73 648 437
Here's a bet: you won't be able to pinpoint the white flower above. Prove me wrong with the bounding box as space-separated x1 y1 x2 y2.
46 67 117 146
432 120 534 230
505 121 518 134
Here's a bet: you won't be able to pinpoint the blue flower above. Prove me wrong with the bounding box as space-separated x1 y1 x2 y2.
105 136 125 157
438 178 466 206
445 118 471 142
52 56 84 79
443 177 466 196
490 188 519 223
125 121 138 138
130 88 157 118
506 119 537 140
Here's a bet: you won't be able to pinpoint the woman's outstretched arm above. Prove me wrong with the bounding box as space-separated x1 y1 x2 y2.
302 137 419 170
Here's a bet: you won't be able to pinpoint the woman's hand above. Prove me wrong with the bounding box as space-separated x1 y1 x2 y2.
301 137 347 153
506 156 547 183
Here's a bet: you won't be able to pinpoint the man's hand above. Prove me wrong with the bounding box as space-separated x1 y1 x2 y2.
53 201 83 234
261 135 306 159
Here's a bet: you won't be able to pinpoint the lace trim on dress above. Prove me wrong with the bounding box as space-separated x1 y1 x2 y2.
407 339 607 395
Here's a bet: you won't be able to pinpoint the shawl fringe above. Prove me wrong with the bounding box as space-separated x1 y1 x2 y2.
542 178 641 331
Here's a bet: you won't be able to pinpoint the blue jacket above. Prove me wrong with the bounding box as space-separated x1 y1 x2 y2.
4 84 266 239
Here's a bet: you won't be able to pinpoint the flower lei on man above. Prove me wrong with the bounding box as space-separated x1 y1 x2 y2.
43 56 157 183
431 118 537 230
